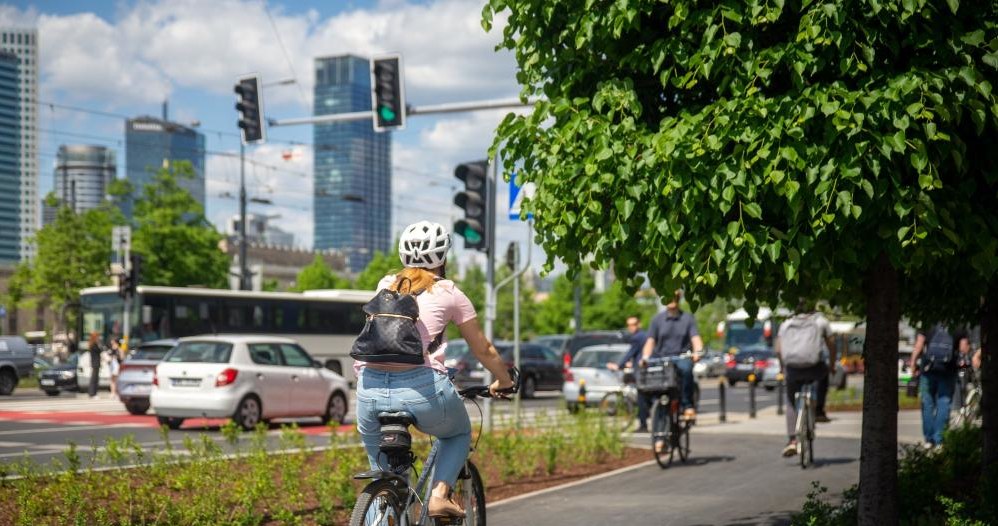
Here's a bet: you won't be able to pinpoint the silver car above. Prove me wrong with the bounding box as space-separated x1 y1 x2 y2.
118 339 177 415
563 344 630 411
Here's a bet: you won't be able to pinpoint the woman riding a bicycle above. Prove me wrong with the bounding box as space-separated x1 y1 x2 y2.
353 221 515 519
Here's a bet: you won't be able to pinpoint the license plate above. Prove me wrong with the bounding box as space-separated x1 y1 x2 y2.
40 379 55 386
171 378 201 387
122 384 151 395
736 364 754 371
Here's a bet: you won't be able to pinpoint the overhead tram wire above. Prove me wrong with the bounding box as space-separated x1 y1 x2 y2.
263 2 309 108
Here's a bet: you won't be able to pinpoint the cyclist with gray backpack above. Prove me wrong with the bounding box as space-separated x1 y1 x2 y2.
909 323 970 448
775 301 836 457
350 221 515 519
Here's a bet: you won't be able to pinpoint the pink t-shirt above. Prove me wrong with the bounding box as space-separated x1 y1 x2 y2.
353 275 477 375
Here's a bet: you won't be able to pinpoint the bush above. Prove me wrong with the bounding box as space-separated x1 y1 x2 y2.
793 424 995 526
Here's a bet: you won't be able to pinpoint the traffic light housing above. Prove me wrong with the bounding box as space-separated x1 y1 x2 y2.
118 254 143 299
453 160 491 253
370 55 406 132
234 75 265 144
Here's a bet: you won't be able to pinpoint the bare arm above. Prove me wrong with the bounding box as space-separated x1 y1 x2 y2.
691 335 704 362
458 318 513 393
825 335 837 370
641 337 656 362
910 334 926 372
973 348 982 370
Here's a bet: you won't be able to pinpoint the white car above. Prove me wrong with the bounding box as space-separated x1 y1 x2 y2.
563 344 630 411
150 335 350 430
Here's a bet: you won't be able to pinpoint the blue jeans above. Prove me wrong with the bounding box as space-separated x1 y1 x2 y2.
356 367 471 487
920 371 956 445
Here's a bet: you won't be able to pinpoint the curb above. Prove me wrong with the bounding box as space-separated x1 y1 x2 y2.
486 458 657 509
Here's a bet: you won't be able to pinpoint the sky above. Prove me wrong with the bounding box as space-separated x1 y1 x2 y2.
1 0 545 276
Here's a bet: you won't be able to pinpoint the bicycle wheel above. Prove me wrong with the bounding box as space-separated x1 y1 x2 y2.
650 397 673 469
600 391 637 432
349 479 406 526
676 421 691 463
446 461 486 526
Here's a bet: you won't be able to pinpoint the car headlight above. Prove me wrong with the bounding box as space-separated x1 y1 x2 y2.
60 370 75 379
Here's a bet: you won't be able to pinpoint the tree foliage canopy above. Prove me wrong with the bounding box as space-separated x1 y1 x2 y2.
486 0 998 317
292 255 351 291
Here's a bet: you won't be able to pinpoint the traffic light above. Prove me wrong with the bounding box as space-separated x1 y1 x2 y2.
234 75 265 144
370 55 406 132
118 254 143 299
453 160 491 253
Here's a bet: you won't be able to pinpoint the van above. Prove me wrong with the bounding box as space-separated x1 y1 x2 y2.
0 336 36 395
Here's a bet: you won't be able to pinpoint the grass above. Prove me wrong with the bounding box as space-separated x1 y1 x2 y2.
0 409 631 525
16 376 38 389
825 386 920 411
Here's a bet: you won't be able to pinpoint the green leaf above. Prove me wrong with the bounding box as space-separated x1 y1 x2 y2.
724 32 742 49
767 241 781 263
595 147 613 161
918 174 934 189
910 152 928 172
860 180 874 199
946 0 959 14
727 221 740 238
722 185 735 202
897 225 911 241
743 202 763 219
961 30 985 46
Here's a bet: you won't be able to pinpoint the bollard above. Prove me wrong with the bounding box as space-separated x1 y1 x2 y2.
776 374 785 416
718 377 727 423
578 379 587 406
748 374 757 419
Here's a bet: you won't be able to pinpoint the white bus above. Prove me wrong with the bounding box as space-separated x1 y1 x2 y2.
79 286 371 384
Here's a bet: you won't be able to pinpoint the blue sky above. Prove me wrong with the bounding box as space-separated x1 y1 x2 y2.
3 0 541 274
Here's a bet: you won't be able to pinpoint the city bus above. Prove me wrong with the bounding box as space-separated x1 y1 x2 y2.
79 286 371 384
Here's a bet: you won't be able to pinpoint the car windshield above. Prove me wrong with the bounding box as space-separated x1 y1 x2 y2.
726 323 767 347
533 336 567 352
164 342 233 363
131 345 173 361
567 334 622 355
573 349 625 368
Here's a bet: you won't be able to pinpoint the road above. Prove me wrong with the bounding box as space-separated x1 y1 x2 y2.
0 375 851 470
489 432 861 525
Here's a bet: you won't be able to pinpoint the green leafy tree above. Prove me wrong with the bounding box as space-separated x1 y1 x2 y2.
355 246 401 291
131 162 228 288
29 204 119 331
533 273 596 335
292 255 351 291
484 1 998 522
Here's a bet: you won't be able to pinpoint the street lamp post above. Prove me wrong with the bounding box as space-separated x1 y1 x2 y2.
239 141 249 290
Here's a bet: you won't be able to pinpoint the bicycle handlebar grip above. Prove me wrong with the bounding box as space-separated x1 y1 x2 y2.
497 367 520 395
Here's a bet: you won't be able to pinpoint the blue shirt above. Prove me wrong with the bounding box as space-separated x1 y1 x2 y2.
647 310 699 357
616 330 647 368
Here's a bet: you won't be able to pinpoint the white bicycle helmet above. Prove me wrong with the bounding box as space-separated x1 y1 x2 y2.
399 221 451 269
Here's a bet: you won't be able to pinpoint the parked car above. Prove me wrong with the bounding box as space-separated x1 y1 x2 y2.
446 341 563 398
563 344 629 411
39 353 80 395
560 331 629 367
724 347 776 386
118 339 177 415
0 336 37 395
693 350 727 378
150 335 350 430
531 334 569 354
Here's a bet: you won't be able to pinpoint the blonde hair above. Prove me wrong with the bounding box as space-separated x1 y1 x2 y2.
390 268 439 294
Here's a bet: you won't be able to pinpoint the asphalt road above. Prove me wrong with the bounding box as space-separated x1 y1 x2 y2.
489 432 860 526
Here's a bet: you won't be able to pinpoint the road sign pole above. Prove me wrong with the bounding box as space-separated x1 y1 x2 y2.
482 150 498 432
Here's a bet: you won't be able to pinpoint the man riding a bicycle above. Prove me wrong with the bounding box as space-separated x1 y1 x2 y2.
640 289 704 452
776 299 836 457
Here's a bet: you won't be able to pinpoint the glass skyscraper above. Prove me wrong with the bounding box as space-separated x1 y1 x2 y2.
54 145 116 213
1 28 39 261
124 116 206 217
313 55 391 273
0 50 20 263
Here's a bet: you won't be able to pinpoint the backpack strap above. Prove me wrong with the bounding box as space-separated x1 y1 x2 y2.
427 331 445 353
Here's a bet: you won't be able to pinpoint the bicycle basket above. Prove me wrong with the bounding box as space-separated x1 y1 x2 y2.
637 363 679 393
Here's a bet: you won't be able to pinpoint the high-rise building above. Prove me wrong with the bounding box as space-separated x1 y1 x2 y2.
53 145 116 214
124 116 205 217
313 55 391 273
0 51 20 263
1 28 39 261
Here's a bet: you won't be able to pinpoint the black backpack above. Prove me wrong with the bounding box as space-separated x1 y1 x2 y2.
350 279 442 364
922 326 956 374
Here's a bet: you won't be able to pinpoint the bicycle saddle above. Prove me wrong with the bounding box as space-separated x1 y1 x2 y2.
378 411 415 426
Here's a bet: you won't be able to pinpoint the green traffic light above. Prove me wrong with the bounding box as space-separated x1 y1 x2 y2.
379 106 396 122
456 224 482 243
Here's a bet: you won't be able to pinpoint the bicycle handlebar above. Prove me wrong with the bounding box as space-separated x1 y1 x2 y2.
458 367 520 399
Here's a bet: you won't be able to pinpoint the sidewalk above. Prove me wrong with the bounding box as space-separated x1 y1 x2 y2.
687 407 924 444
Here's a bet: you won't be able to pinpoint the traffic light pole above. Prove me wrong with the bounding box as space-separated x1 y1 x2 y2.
122 243 130 353
482 153 498 432
239 141 249 291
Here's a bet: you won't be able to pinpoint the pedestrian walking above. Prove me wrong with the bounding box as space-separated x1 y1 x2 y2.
108 339 122 398
909 323 970 448
607 315 648 430
87 331 103 398
776 299 836 457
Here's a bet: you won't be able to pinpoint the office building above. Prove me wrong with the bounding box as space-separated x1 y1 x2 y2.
53 145 116 214
1 28 39 260
313 55 391 272
124 115 205 217
0 51 19 263
226 213 295 248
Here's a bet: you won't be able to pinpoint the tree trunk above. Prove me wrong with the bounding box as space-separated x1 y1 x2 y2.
858 251 900 526
981 284 998 511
